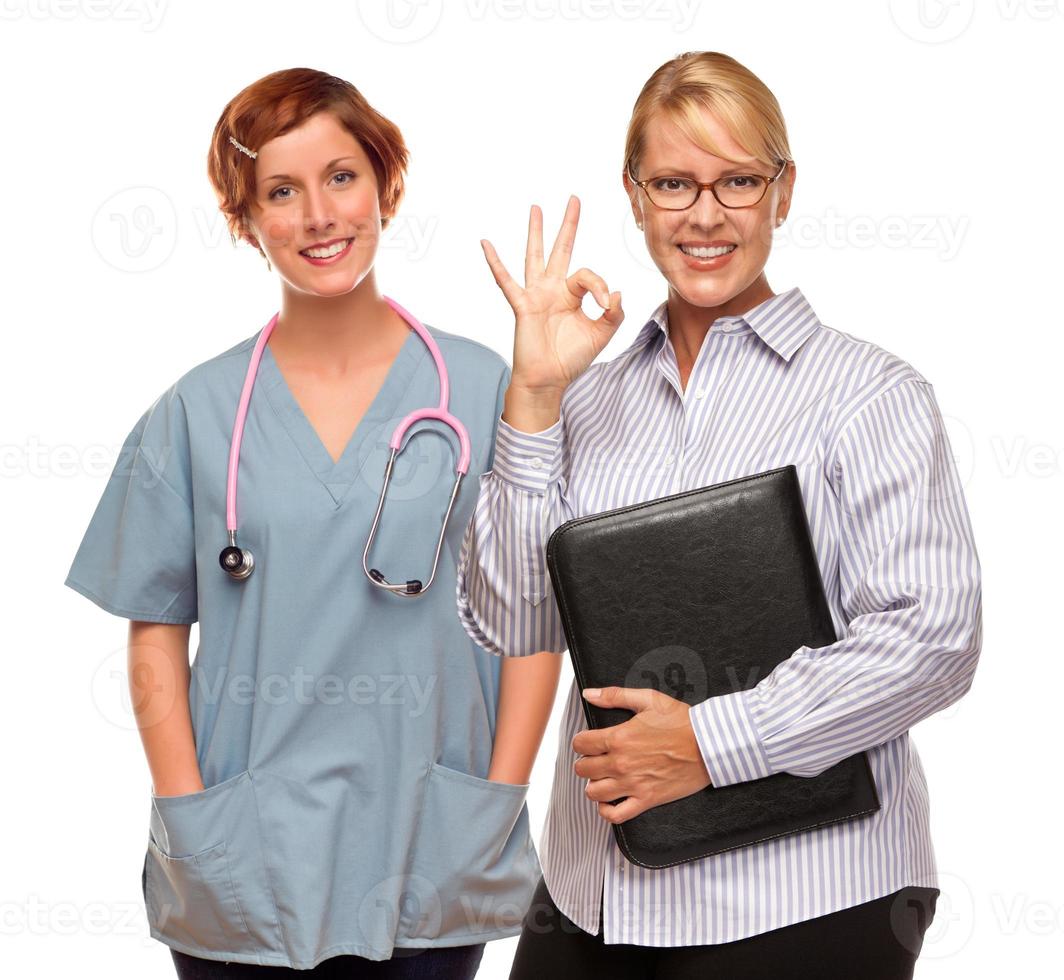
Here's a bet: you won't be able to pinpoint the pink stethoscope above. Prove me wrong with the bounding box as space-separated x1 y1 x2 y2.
218 296 471 597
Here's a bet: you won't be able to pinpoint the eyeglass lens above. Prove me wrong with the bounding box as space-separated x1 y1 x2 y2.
645 174 768 209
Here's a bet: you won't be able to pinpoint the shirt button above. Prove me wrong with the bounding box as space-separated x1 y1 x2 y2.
529 457 543 469
665 453 676 466
696 387 706 399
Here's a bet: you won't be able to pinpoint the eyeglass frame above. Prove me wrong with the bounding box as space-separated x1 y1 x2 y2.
626 158 790 211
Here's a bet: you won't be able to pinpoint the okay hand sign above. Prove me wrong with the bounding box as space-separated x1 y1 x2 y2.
481 195 624 394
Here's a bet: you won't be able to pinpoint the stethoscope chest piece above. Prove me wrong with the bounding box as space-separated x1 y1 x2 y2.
219 534 255 580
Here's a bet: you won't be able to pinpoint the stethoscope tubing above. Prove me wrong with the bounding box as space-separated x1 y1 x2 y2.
219 297 471 596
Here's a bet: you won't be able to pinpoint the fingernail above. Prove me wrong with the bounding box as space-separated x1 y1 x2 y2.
583 688 601 699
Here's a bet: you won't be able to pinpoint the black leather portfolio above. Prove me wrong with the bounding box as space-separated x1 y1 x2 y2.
545 465 880 869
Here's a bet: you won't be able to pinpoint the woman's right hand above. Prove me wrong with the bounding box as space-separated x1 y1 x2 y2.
481 195 624 396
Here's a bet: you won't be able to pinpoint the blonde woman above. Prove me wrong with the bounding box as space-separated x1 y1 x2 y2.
458 51 981 978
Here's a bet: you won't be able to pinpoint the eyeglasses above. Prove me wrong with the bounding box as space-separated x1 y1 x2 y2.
627 159 789 210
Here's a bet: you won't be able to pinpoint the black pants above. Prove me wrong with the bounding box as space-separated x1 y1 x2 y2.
171 943 485 979
509 875 938 980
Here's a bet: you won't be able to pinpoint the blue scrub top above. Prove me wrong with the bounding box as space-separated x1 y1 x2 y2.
64 319 539 968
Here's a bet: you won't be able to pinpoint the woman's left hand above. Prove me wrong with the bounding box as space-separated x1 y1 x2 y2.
572 687 713 823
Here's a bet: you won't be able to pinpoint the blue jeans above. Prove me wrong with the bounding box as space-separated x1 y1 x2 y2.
170 943 485 979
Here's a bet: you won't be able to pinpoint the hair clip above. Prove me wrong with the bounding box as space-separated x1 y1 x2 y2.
228 136 258 160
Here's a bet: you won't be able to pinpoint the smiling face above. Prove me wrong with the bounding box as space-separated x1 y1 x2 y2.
624 108 794 314
244 111 386 297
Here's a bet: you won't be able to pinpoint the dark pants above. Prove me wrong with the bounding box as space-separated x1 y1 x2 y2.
171 943 485 980
509 875 939 980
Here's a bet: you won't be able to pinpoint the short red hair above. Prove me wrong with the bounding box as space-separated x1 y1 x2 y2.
207 67 409 262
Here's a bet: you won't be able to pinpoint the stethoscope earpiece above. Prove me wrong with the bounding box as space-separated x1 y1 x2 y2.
222 297 470 598
369 568 422 595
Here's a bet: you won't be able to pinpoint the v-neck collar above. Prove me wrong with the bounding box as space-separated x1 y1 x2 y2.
258 326 426 507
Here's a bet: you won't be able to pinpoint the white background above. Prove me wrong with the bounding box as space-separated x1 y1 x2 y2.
3 1 1061 977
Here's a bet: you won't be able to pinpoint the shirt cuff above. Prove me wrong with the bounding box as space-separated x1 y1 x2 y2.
490 417 563 494
689 689 775 788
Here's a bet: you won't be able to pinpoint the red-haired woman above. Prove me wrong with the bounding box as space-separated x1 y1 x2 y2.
65 68 550 978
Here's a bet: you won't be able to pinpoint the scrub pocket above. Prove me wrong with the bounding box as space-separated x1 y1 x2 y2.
145 769 284 958
400 761 540 943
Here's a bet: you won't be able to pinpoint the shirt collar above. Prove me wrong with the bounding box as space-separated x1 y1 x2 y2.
624 286 821 363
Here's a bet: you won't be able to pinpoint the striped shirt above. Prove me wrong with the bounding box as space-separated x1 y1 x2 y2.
456 285 982 946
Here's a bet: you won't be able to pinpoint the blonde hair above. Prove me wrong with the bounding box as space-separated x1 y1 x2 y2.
623 52 791 178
